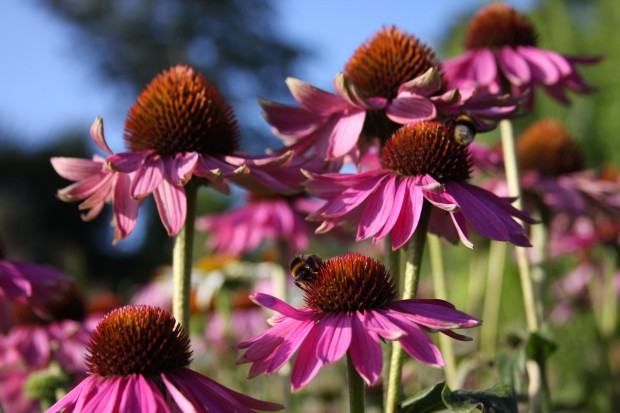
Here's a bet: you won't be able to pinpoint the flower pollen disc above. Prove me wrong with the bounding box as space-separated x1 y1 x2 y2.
464 3 538 49
381 121 472 182
124 65 240 157
304 253 396 313
86 305 192 377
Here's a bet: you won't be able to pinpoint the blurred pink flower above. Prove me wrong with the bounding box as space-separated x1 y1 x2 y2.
46 305 282 413
0 259 73 331
442 3 600 110
236 254 480 391
305 121 534 250
261 26 514 162
0 370 41 413
196 194 322 256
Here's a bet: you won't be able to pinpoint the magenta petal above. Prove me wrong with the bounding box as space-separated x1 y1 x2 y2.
391 178 424 250
108 152 147 173
51 157 104 181
166 152 198 186
291 324 323 391
374 176 409 241
113 173 140 241
357 175 396 240
499 46 531 85
397 68 442 96
388 302 481 329
118 375 167 413
364 310 406 340
349 312 382 385
90 117 114 154
326 110 366 159
259 98 324 137
449 212 474 249
517 46 560 85
389 316 444 367
286 77 349 115
470 49 498 85
316 314 352 364
153 178 186 237
322 174 386 218
131 157 164 199
44 376 99 413
250 293 316 320
387 96 436 124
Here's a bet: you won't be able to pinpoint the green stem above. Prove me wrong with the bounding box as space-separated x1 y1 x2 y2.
385 201 432 413
499 119 540 332
172 182 198 330
427 233 457 388
347 352 366 413
481 241 507 358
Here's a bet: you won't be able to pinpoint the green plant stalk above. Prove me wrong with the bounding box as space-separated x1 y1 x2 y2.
480 240 507 358
172 182 198 330
347 351 366 413
385 202 432 413
427 233 457 388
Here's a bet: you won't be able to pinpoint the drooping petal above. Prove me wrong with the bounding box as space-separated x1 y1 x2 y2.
388 316 444 367
321 174 387 218
315 314 352 364
349 312 383 385
153 177 186 237
357 174 396 240
397 67 442 97
388 301 481 329
499 46 531 85
391 178 424 250
51 157 105 181
470 49 498 85
291 324 323 392
386 96 436 124
113 172 140 241
259 97 325 137
326 110 366 159
131 156 164 199
517 46 561 85
364 310 406 340
286 77 350 115
90 117 114 155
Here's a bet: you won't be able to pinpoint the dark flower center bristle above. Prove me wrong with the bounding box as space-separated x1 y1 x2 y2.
86 305 192 377
124 65 240 157
344 26 439 101
464 3 538 50
516 119 585 176
13 281 86 325
303 254 396 313
381 121 472 182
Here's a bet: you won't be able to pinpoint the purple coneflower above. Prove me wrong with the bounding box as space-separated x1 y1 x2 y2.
46 305 282 413
442 3 600 109
261 26 514 162
305 120 535 250
236 253 481 391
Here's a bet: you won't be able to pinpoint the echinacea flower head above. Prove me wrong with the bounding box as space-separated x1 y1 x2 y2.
261 26 515 162
443 3 600 109
236 253 481 391
305 120 535 250
46 304 283 413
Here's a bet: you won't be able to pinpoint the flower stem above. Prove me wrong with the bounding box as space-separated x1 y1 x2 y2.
427 233 457 388
347 351 366 413
499 119 540 332
385 201 432 413
172 182 198 330
481 240 507 358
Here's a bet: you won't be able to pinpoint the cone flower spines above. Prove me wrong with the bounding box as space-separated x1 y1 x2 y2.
303 253 396 313
464 3 538 50
344 26 439 100
124 65 240 157
517 119 585 176
381 121 472 182
86 305 191 377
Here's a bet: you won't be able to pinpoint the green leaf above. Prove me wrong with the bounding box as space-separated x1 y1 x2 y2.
525 332 557 369
400 382 518 413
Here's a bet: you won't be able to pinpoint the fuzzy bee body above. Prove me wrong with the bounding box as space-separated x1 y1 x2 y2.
454 114 476 146
290 254 323 290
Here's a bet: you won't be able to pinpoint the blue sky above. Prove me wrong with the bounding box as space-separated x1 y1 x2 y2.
0 0 536 151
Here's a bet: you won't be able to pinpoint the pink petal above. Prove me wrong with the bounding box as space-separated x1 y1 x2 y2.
386 96 436 124
165 153 198 186
499 46 531 85
286 77 349 115
516 46 561 85
113 173 140 241
259 98 324 137
108 152 147 173
449 212 474 249
51 157 104 181
250 293 316 320
364 310 406 340
391 178 424 250
349 312 383 385
326 110 366 159
90 117 113 154
373 177 408 241
397 67 442 96
357 174 396 240
388 316 444 366
388 302 481 329
470 49 498 85
131 157 164 199
322 174 387 218
153 178 186 237
291 323 324 391
316 314 352 364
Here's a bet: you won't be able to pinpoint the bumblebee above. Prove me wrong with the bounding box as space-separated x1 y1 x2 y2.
453 114 476 146
290 254 323 290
